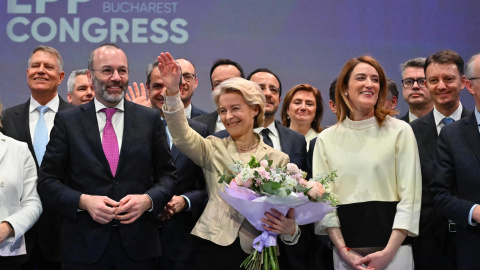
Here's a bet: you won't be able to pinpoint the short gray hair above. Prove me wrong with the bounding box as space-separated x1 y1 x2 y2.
28 45 63 71
466 53 480 79
400 57 426 77
67 69 88 94
213 77 266 128
146 59 159 87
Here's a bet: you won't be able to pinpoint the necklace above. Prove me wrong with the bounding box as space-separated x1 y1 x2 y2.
237 138 259 151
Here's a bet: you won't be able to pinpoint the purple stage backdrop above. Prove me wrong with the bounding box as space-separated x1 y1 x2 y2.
1 0 478 125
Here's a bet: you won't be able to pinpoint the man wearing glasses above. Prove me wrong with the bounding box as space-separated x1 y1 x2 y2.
399 57 434 122
177 58 207 118
410 49 471 270
37 44 177 270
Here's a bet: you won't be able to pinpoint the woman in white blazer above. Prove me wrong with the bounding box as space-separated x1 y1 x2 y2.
0 101 42 268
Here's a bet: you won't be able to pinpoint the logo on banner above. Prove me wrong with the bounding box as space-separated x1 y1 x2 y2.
6 0 188 44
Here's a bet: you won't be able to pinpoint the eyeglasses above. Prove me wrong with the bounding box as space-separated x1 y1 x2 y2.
401 78 426 88
468 77 480 81
182 73 196 82
93 67 128 78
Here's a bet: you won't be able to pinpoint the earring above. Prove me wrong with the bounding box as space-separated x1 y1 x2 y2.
345 92 348 96
287 115 290 120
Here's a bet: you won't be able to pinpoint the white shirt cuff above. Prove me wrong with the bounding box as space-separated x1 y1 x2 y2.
181 195 191 211
469 204 478 226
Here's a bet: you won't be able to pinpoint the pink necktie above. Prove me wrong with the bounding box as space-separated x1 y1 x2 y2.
101 108 119 177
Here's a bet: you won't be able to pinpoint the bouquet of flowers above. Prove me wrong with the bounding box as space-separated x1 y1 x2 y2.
217 156 338 270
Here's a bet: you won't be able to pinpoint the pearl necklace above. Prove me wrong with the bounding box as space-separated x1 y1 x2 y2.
237 138 259 152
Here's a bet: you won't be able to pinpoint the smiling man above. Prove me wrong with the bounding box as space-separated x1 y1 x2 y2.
410 49 471 270
36 44 177 270
66 69 94 105
1 45 73 269
176 58 207 118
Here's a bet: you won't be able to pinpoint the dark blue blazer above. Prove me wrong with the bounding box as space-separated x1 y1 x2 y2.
410 108 471 269
192 110 218 135
430 113 480 270
399 112 410 123
37 100 177 264
190 104 207 118
0 96 73 264
160 118 209 263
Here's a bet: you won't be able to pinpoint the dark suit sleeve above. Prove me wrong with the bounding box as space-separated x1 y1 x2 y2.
145 110 177 216
430 125 475 228
37 112 83 220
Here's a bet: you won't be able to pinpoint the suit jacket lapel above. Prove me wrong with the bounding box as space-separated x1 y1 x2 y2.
421 112 438 158
79 101 111 175
117 101 136 175
463 114 480 163
0 134 7 162
171 145 180 161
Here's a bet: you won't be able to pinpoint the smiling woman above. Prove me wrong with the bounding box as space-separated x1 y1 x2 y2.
313 56 421 270
159 52 302 269
281 84 324 149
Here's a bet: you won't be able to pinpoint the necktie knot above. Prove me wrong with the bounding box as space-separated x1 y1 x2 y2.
101 108 117 120
441 117 454 126
37 105 49 114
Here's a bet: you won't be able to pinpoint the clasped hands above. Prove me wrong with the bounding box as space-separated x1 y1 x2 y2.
79 194 152 225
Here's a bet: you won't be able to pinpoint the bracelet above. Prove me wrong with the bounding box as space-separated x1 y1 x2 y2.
340 245 351 251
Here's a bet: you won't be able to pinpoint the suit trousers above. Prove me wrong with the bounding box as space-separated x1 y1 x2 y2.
62 227 155 270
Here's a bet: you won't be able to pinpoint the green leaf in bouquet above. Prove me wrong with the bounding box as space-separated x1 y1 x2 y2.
262 181 282 195
216 168 234 184
248 155 259 168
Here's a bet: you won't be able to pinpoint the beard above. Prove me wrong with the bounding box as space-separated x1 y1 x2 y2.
92 75 127 104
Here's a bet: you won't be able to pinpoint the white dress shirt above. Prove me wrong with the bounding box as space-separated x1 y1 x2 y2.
254 121 281 150
29 95 59 143
433 102 463 135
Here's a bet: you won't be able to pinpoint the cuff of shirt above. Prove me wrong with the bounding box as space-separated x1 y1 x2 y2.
146 194 154 212
163 92 183 113
181 195 191 211
469 204 478 226
279 223 301 245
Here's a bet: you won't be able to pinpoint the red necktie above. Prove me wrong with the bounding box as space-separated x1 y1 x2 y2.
101 108 119 176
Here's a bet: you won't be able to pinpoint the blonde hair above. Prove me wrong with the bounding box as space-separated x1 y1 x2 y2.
213 77 266 128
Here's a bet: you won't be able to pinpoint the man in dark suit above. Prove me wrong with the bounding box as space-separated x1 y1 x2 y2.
430 52 480 270
410 49 471 269
1 45 73 270
399 57 434 123
193 58 244 133
36 44 177 269
129 59 209 269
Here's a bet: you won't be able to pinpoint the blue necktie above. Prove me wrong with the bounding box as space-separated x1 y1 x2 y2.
441 117 454 126
33 106 49 165
261 128 273 148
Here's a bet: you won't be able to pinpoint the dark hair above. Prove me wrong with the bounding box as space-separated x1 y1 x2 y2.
387 78 399 100
247 68 283 97
335 56 395 126
209 59 244 87
145 59 160 87
281 84 324 133
400 57 426 77
88 43 124 71
329 78 337 102
425 49 464 76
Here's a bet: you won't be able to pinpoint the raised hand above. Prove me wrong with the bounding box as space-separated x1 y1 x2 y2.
157 52 182 95
126 82 151 108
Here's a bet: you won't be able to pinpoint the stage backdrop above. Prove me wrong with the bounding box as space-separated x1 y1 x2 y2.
1 0 479 125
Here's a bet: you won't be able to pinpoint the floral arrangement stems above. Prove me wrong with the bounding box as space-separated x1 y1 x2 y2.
241 246 278 270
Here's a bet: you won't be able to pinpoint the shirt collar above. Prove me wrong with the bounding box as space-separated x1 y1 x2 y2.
184 103 192 118
94 97 125 112
254 121 279 138
29 95 60 113
433 102 463 127
475 107 480 126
